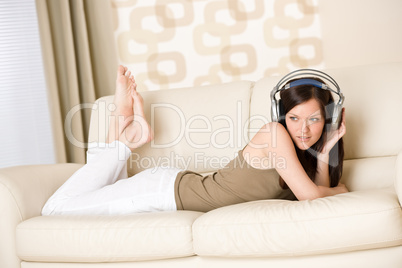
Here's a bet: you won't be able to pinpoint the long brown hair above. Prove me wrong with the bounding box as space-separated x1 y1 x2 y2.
279 78 344 187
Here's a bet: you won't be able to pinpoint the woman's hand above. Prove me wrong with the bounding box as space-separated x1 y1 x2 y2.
335 183 349 194
321 108 346 155
315 183 349 199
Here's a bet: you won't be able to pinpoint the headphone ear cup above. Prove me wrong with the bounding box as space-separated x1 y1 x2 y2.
278 99 286 123
334 104 343 128
329 103 342 129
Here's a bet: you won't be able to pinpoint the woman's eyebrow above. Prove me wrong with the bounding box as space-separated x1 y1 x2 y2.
287 112 322 117
310 112 322 117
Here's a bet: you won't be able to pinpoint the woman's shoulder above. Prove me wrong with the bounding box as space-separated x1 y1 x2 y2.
261 122 289 136
262 122 294 148
248 122 292 152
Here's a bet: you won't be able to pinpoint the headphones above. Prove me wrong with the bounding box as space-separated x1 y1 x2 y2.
270 69 345 129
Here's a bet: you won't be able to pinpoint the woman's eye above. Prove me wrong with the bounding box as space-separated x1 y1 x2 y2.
289 117 298 121
310 118 319 122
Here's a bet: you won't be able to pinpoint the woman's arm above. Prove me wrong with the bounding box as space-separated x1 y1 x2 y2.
314 153 330 187
243 122 347 201
268 123 347 200
314 108 347 187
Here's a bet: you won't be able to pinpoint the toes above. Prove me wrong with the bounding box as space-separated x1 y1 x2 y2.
132 87 140 98
117 65 125 76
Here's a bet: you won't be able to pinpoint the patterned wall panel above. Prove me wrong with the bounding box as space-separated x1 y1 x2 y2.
112 0 323 91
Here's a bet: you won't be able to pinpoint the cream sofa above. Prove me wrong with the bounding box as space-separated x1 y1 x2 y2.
1 62 402 268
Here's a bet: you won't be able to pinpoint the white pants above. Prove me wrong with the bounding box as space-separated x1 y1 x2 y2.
42 141 181 215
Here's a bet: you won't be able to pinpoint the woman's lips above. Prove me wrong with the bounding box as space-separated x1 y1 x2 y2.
297 136 311 142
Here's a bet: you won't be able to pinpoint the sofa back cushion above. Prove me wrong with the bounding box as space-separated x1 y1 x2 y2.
250 62 402 160
88 82 252 176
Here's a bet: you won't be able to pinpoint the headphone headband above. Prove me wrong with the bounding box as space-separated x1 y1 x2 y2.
275 69 341 93
286 78 326 90
270 69 345 128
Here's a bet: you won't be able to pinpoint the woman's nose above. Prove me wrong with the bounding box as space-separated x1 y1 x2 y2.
301 120 310 133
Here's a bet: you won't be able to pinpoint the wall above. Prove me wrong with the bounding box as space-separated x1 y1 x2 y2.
111 0 402 91
319 0 402 69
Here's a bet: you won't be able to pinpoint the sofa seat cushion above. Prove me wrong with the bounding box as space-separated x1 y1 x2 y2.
16 211 203 262
193 188 402 257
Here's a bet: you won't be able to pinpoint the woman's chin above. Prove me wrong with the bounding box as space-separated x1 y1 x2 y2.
297 145 309 151
295 140 311 150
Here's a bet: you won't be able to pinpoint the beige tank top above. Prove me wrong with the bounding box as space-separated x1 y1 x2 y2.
174 150 296 212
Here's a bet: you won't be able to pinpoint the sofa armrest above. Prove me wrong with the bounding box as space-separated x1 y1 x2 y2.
396 151 402 206
0 163 82 268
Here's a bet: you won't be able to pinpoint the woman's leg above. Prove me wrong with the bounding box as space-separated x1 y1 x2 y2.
43 165 181 215
42 140 132 215
42 65 157 215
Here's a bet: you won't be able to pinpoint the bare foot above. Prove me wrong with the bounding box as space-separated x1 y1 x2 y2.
119 90 154 150
107 65 136 143
113 65 135 119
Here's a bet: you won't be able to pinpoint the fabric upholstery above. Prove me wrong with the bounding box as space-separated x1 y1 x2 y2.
342 156 395 191
193 189 402 257
17 246 402 268
0 164 82 268
17 211 202 262
396 151 402 206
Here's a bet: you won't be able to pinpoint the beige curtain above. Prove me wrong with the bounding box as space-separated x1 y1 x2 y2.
35 0 118 164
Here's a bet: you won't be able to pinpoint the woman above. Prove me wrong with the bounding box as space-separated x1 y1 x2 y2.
42 66 348 215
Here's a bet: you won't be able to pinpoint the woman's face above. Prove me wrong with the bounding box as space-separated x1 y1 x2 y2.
285 98 325 150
